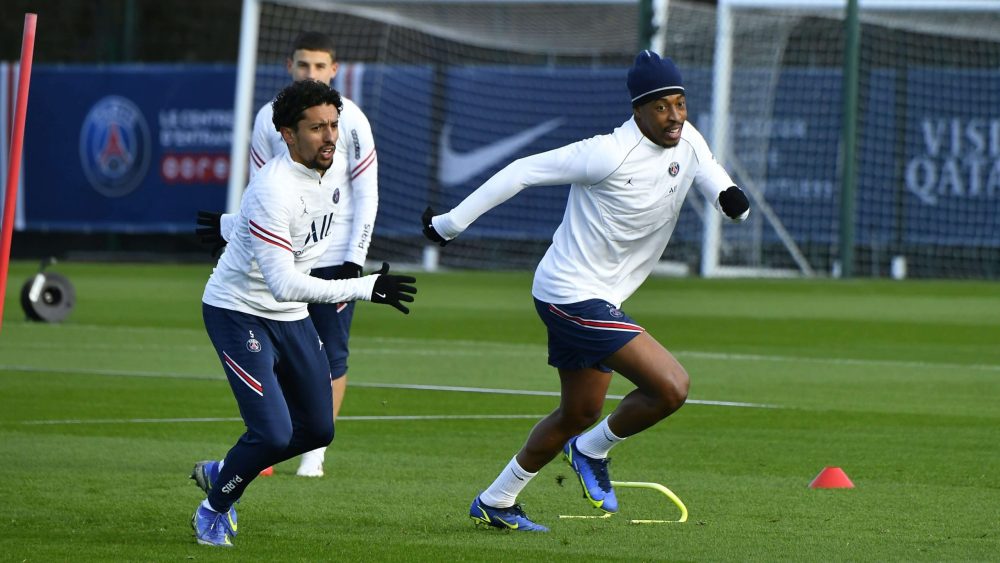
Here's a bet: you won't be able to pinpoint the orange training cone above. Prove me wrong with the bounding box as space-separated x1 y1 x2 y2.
259 466 274 477
809 466 854 489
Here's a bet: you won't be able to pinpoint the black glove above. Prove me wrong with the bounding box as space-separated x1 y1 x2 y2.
371 262 417 314
331 261 363 279
196 210 227 257
421 206 449 247
718 186 750 220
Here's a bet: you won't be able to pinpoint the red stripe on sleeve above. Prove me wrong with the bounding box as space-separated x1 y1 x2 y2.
249 220 293 252
250 147 265 168
350 149 376 176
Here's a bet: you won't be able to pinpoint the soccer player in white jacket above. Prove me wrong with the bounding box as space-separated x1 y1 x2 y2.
249 32 379 478
190 80 413 547
422 51 750 532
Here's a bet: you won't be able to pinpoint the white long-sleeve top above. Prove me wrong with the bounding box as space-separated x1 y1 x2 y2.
434 117 745 308
250 95 378 267
204 153 377 321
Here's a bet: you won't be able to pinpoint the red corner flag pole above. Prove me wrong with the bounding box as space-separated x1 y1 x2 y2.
0 13 38 333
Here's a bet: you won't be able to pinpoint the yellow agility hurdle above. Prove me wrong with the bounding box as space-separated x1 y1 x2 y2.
558 480 688 524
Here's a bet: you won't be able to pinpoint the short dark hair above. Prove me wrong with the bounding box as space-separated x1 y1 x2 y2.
271 79 343 132
290 31 336 60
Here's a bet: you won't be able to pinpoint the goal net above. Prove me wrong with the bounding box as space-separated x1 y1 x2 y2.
705 0 1000 279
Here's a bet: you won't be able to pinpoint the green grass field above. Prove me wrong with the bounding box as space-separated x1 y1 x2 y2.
1 260 998 561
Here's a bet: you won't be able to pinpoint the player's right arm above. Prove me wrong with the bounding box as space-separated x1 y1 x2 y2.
248 104 275 181
425 136 604 242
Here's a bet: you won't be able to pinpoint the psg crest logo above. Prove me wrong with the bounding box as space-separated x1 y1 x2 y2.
332 188 341 204
668 162 680 177
246 330 262 353
79 95 151 198
607 304 624 318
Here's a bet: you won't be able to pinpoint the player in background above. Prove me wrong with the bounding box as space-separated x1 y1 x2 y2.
191 80 414 547
254 31 380 477
422 51 750 532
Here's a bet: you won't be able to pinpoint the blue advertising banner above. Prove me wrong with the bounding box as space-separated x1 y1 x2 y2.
22 64 233 232
12 63 1000 248
902 68 1000 246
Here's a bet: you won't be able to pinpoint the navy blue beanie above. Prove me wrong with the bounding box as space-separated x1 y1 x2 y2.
627 50 684 106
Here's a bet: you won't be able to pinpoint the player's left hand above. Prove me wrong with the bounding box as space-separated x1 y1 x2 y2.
421 206 449 247
332 261 363 279
196 210 227 257
370 262 417 314
718 186 750 221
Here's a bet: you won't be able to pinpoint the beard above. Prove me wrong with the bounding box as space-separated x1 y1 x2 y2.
304 146 335 171
307 156 333 171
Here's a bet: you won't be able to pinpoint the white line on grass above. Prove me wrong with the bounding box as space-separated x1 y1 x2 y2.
349 382 776 408
0 363 776 409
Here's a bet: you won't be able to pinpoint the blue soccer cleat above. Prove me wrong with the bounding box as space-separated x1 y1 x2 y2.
563 436 618 513
190 460 238 536
469 495 549 532
219 504 238 537
190 460 221 495
191 503 234 547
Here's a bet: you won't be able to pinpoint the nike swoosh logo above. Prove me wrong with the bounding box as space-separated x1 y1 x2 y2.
374 292 386 299
495 517 518 529
477 506 518 529
438 118 564 186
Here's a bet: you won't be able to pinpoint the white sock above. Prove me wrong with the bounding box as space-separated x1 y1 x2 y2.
301 447 326 463
575 416 625 459
479 456 537 508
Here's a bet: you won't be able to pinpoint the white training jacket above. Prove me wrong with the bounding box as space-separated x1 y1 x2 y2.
203 153 377 321
433 117 747 308
250 95 378 268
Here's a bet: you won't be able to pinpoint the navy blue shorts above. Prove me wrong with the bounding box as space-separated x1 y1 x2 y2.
202 303 333 420
533 298 644 373
307 265 357 379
